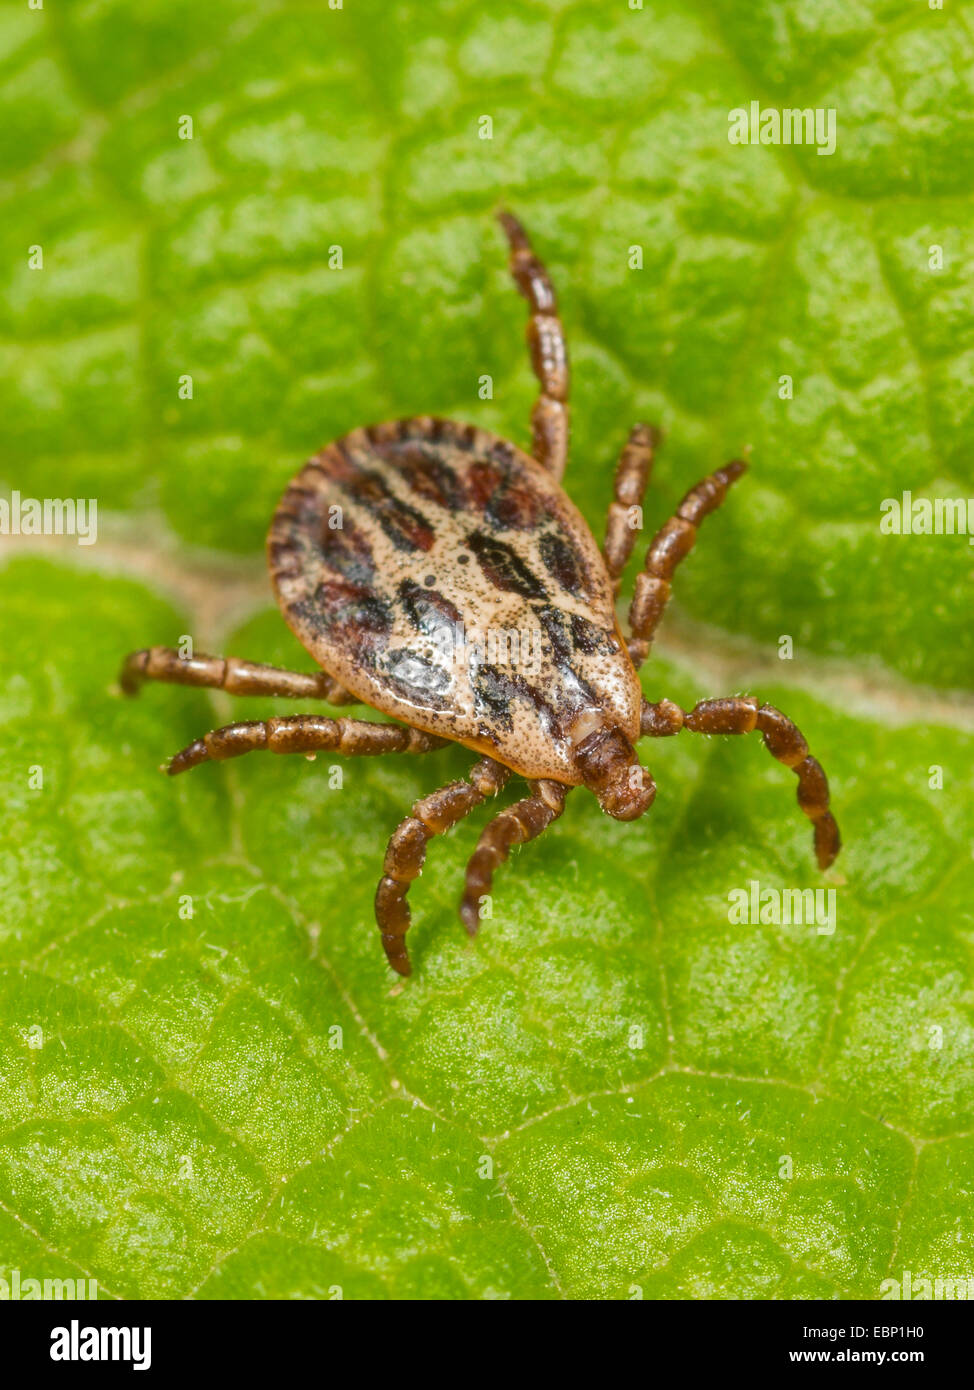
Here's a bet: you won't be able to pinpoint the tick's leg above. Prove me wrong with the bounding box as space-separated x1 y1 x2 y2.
497 210 570 481
375 758 511 976
459 779 569 934
603 424 660 596
120 646 357 704
640 696 841 869
627 459 747 669
165 715 448 775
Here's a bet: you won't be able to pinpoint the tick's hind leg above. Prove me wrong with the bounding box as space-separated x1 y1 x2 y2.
627 459 747 668
497 211 570 481
120 646 356 704
460 779 569 934
375 758 511 976
165 715 448 775
603 424 660 596
640 696 840 869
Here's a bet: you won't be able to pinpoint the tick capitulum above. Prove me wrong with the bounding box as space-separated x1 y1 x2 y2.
120 211 840 976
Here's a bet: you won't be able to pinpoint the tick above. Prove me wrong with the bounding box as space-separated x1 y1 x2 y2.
120 211 840 976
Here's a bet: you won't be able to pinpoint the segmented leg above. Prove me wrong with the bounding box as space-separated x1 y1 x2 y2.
375 758 511 976
640 696 841 869
120 646 356 704
497 210 570 480
166 715 448 775
627 459 747 668
460 779 569 934
603 423 659 595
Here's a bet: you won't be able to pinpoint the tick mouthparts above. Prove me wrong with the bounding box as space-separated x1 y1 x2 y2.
574 725 655 821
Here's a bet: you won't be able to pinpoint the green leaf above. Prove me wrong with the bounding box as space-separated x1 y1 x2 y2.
1 0 972 1301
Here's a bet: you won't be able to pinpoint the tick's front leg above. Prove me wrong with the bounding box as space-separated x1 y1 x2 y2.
640 696 840 869
120 646 357 703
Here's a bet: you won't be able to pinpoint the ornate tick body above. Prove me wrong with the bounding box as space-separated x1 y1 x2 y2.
120 211 840 977
267 417 642 784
